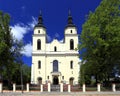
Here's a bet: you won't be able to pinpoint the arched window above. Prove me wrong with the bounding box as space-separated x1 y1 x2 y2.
70 61 73 69
53 60 58 72
38 61 41 69
37 39 41 50
54 46 57 52
70 39 74 50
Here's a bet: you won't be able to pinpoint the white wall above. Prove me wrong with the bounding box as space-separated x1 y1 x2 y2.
31 26 80 85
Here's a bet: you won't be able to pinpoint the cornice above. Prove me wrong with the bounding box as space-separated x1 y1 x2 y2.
32 51 79 56
33 34 46 37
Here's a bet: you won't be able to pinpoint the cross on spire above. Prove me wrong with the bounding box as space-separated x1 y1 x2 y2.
68 9 71 16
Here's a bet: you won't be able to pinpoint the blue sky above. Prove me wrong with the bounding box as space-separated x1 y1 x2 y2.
0 0 101 66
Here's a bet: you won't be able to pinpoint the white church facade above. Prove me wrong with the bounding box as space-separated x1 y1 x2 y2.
31 12 80 85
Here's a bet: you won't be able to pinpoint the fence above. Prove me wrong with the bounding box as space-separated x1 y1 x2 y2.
0 82 120 93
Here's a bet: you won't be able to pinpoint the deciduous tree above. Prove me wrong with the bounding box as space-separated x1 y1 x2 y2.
79 0 120 84
0 11 30 85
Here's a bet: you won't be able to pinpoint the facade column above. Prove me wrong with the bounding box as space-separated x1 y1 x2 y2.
68 84 71 92
60 83 63 92
97 83 101 92
26 83 29 92
48 83 51 92
13 83 16 92
112 83 116 92
0 83 2 93
82 84 86 92
41 84 43 92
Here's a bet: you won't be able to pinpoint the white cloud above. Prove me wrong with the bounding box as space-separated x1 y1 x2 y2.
11 24 30 41
11 16 37 41
21 43 32 57
10 16 37 57
28 16 37 29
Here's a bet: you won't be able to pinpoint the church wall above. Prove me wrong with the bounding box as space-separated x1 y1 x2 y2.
46 40 65 52
32 54 79 84
45 55 79 84
59 55 79 84
32 55 46 84
45 55 66 84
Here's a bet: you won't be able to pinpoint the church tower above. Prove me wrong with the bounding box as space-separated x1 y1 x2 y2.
31 12 46 84
33 12 46 51
64 10 78 51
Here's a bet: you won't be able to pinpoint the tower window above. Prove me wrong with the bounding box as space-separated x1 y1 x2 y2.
37 39 41 50
38 61 41 69
70 61 73 69
70 39 74 50
38 30 40 33
54 46 57 52
70 30 72 33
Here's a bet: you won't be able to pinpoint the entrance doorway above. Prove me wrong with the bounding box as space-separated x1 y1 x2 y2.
69 77 74 85
53 76 59 85
38 77 42 85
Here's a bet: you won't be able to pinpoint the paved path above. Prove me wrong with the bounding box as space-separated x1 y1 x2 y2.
0 92 120 96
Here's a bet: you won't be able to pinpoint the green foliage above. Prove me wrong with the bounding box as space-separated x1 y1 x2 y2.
0 11 30 84
22 64 31 83
79 0 120 84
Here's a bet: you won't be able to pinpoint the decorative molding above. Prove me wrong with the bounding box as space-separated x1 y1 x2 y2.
33 34 46 37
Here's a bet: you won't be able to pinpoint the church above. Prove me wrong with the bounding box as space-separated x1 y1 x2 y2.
31 11 80 85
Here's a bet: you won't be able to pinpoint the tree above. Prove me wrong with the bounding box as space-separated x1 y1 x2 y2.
79 0 120 84
22 64 31 84
0 11 12 82
0 11 30 85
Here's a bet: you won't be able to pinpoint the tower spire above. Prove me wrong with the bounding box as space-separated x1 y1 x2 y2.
65 10 76 28
68 10 73 24
35 10 46 28
38 10 43 24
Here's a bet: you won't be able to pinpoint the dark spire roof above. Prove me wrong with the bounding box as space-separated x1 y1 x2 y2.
68 10 73 24
34 11 46 28
38 10 43 24
65 10 76 28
